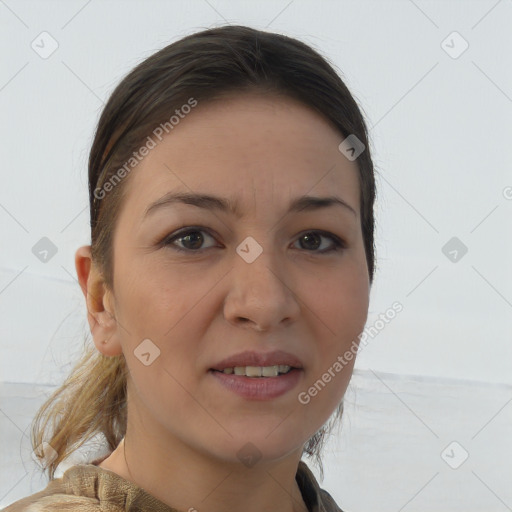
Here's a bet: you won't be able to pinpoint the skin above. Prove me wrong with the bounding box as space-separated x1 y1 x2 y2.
75 93 370 512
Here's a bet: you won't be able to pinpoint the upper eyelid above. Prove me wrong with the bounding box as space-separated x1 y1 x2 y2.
165 227 216 244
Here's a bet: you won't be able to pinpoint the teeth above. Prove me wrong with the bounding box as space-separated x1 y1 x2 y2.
262 365 279 377
223 365 292 377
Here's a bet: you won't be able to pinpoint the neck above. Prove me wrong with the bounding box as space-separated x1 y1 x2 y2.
99 434 309 512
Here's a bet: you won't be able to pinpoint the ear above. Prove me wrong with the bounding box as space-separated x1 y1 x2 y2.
75 245 123 357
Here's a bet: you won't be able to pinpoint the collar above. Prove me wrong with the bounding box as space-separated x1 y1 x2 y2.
41 457 342 512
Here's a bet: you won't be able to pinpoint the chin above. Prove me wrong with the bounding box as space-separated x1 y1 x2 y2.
205 430 306 467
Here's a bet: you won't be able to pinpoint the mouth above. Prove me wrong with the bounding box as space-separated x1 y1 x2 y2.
210 364 297 377
208 350 304 400
208 366 303 400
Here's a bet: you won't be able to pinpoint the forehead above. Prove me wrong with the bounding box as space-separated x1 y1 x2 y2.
121 93 360 220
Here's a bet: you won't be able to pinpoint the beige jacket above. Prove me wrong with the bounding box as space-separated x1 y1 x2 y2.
1 458 344 512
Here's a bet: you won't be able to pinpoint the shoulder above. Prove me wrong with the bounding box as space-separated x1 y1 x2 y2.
0 466 103 512
1 463 177 512
1 494 100 512
319 488 345 512
296 460 345 512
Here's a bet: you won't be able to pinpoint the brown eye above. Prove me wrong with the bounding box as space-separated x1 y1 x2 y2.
294 231 345 254
163 228 218 253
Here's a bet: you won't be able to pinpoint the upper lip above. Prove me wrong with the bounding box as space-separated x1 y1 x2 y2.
210 350 304 371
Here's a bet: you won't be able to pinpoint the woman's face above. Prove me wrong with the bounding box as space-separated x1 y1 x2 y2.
101 93 370 464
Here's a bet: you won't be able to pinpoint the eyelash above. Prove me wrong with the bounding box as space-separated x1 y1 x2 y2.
160 226 346 255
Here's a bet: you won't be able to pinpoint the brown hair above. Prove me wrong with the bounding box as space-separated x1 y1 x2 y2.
31 24 377 482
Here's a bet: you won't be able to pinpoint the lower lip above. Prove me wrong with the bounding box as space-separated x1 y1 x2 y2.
209 369 303 400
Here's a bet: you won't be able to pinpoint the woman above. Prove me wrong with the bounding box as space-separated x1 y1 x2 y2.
3 24 376 512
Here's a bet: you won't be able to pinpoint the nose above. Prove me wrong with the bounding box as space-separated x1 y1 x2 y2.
223 242 301 332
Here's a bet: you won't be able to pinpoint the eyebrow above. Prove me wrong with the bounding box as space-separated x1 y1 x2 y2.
143 192 357 219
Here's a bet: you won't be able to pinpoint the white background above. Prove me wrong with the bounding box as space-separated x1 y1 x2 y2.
1 1 511 511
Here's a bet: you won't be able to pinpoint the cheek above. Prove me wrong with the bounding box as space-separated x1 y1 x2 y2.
115 269 215 393
120 280 203 410
306 261 369 337
116 263 212 337
300 263 368 396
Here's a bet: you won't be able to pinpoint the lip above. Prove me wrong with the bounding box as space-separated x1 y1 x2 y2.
209 368 303 400
210 350 304 372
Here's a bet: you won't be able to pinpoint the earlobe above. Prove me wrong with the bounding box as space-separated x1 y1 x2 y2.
75 245 123 357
